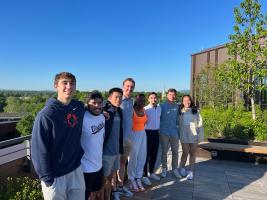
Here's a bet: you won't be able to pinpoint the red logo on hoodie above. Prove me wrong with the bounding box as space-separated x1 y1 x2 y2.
66 113 78 127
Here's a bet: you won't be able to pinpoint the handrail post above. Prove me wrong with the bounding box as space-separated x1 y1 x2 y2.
24 138 32 172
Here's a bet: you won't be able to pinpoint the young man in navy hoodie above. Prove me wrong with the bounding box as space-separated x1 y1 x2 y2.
31 72 85 200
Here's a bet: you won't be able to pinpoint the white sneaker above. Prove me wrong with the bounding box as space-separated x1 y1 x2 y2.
112 191 120 200
136 178 145 191
179 168 187 177
173 168 181 178
186 171 193 180
161 168 167 178
118 186 134 197
142 177 151 186
149 173 160 181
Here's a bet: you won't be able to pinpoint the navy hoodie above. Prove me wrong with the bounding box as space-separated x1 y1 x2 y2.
103 101 123 155
31 98 85 185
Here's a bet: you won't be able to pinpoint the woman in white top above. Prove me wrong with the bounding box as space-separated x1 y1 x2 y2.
178 95 204 180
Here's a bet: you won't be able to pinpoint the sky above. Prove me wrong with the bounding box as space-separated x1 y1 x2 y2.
0 0 266 92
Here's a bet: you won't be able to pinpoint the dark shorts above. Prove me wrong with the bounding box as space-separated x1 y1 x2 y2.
84 168 103 199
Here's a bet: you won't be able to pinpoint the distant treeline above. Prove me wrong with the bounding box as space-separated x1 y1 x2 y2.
0 89 189 113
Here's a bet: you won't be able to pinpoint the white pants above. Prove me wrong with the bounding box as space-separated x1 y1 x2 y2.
127 130 147 180
41 166 85 200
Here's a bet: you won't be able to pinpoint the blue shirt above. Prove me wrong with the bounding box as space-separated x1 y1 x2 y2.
120 96 133 141
159 101 179 138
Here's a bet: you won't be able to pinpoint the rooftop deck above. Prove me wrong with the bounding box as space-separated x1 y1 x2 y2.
122 146 267 200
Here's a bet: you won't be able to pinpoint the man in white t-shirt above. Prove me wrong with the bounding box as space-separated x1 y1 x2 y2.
81 91 105 200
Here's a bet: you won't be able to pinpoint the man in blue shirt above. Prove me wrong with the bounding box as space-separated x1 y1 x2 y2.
159 88 180 179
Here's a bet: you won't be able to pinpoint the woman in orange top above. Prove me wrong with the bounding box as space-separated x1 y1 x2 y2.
127 93 147 193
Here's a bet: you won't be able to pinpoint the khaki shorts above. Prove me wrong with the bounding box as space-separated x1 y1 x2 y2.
102 154 120 177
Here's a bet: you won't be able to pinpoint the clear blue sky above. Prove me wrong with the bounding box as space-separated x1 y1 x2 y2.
0 0 266 92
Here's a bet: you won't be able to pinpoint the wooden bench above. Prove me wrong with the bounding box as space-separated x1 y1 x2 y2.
198 142 267 154
198 142 267 164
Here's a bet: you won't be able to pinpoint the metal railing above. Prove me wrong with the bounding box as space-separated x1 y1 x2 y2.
0 135 31 166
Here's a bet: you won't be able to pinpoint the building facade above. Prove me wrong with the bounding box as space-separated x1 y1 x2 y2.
190 44 267 108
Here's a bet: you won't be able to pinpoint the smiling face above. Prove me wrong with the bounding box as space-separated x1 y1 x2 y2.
54 78 76 105
182 96 191 109
88 98 103 115
108 91 123 107
148 94 158 106
167 91 176 103
123 80 135 98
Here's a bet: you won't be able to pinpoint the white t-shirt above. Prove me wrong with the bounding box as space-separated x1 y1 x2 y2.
81 111 105 173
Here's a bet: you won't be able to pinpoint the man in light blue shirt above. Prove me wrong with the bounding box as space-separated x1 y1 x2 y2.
159 88 180 178
117 78 135 197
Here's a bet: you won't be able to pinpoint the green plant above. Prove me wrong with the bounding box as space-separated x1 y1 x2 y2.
201 106 267 141
0 177 43 200
16 114 35 136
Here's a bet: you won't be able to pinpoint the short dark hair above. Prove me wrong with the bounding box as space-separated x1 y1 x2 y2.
167 88 177 94
148 92 157 98
85 90 103 104
54 72 76 85
108 88 123 96
123 78 135 87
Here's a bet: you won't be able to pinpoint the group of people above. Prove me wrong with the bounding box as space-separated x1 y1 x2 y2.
31 72 204 200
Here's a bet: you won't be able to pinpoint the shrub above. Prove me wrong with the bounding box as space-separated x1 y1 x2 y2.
0 177 43 200
16 114 35 136
201 106 267 141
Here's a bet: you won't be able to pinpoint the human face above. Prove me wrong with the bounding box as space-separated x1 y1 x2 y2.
88 98 103 115
167 92 176 103
123 80 135 98
54 78 76 104
108 92 122 107
148 94 158 106
183 96 191 109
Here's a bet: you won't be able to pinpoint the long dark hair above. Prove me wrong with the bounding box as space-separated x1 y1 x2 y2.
179 95 198 115
133 93 146 110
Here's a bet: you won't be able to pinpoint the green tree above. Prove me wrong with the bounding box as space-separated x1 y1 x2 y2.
0 95 6 112
195 64 236 108
226 0 267 120
16 114 35 136
4 96 24 113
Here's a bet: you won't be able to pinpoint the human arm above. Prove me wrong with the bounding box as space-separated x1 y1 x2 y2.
196 112 204 142
31 115 54 186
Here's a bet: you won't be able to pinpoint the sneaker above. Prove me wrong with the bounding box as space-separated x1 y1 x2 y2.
149 173 160 181
118 186 134 198
142 177 151 186
112 191 120 200
179 168 187 177
161 168 167 178
129 179 139 192
186 171 193 180
136 179 145 191
173 168 181 178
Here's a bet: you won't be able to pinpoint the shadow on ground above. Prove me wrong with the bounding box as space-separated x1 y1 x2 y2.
122 148 267 200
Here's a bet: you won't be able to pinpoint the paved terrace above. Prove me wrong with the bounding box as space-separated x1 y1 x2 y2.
122 146 267 200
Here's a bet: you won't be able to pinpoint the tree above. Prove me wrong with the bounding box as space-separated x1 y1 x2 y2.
0 95 6 112
16 114 35 136
3 96 24 113
227 0 267 120
195 64 236 108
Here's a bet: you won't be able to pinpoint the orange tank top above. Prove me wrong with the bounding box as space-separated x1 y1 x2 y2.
132 110 147 131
